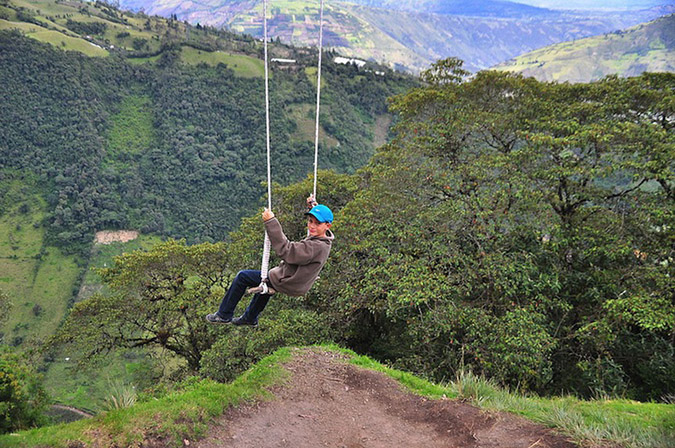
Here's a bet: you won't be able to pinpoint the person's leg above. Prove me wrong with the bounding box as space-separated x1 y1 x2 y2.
238 292 272 324
216 270 261 319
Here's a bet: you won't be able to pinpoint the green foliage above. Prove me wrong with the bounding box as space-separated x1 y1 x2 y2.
604 295 675 332
200 309 335 382
53 239 231 371
420 57 470 85
309 69 674 400
0 290 10 329
65 19 107 36
102 378 137 411
0 29 409 253
0 347 49 434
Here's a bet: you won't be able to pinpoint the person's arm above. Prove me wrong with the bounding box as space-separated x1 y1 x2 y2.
262 213 317 265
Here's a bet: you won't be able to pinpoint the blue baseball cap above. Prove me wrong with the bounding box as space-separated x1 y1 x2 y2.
305 204 334 223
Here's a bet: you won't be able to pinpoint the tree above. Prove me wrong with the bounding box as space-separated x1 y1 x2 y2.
0 347 48 434
53 240 232 371
313 69 674 398
420 57 470 86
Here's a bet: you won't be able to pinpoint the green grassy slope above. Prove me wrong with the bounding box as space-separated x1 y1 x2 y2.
0 0 260 68
179 46 264 76
0 172 81 348
43 234 164 411
494 14 675 82
0 170 166 411
1 346 673 448
106 95 156 159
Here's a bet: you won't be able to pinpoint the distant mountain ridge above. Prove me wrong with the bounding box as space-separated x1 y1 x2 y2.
324 0 557 17
495 13 675 82
115 0 674 72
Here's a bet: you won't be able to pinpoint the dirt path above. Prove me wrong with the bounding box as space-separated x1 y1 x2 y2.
195 348 579 448
51 404 93 419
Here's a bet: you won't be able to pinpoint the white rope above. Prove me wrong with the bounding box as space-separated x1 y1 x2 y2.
259 0 326 280
312 0 325 201
261 0 272 281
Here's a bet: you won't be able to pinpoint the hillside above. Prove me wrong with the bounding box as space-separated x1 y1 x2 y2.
194 349 577 448
494 13 675 82
2 347 673 447
0 0 415 410
0 172 80 349
114 0 674 72
343 0 557 18
0 0 673 438
0 0 414 253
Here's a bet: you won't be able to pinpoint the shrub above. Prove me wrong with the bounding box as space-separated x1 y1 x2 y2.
200 309 335 382
0 347 49 433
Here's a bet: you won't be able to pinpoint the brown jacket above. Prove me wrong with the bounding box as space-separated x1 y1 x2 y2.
265 217 334 296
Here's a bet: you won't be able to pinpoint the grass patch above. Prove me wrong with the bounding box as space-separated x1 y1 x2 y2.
0 19 42 33
0 348 293 448
286 103 339 148
106 95 155 157
8 246 81 343
0 19 109 57
179 46 264 77
126 54 161 65
27 30 109 57
304 66 327 89
11 0 71 15
0 173 81 347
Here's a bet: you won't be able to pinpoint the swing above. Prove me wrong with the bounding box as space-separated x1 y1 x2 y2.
246 0 326 296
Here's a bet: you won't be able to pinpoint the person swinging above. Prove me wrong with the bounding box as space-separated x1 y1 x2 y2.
206 0 333 327
206 195 334 327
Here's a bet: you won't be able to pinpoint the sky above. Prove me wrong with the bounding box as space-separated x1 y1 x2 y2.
514 0 673 10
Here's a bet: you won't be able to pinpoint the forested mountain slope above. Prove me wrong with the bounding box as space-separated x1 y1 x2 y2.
0 0 413 251
495 13 675 82
0 0 414 358
51 62 675 407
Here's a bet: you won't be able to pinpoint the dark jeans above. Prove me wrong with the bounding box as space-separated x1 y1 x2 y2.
217 270 272 323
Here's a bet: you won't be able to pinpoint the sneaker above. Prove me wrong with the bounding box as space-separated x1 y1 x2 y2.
206 313 232 324
232 316 258 327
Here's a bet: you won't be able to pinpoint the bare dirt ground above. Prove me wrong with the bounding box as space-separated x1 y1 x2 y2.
194 348 580 448
94 230 138 245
